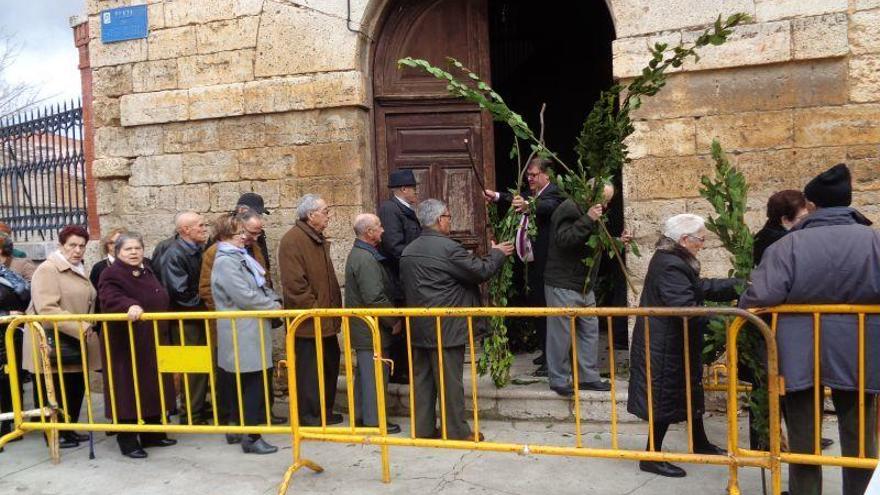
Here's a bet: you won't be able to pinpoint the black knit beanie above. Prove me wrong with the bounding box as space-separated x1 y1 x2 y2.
804 163 852 208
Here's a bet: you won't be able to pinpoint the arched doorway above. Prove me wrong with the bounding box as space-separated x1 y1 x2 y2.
371 0 616 250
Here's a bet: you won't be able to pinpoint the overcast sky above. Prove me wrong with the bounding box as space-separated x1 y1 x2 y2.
1 1 85 112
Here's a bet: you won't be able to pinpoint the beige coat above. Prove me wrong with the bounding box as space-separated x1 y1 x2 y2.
23 250 99 373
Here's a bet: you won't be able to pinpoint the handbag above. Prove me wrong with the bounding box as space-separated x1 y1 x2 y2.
44 331 83 366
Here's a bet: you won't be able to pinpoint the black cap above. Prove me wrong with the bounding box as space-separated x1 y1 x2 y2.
236 192 270 215
804 163 852 208
388 169 417 188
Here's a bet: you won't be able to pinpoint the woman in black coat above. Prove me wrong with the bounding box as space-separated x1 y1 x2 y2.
0 233 30 442
627 214 738 478
98 232 177 459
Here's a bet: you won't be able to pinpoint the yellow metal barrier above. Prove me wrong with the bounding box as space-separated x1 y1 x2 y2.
0 305 876 495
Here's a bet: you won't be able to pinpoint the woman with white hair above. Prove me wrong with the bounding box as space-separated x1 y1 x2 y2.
627 213 740 478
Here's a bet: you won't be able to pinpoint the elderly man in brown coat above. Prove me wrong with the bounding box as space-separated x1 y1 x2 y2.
279 194 343 427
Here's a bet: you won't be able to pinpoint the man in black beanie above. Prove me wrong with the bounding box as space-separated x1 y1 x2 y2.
741 163 879 495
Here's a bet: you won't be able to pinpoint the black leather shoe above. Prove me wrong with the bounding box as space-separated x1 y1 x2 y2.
326 413 343 425
241 437 278 455
550 386 574 397
226 434 242 445
532 354 546 366
533 365 548 377
639 460 686 477
271 414 287 425
694 443 726 456
72 433 90 442
578 380 612 391
821 437 834 449
142 438 177 448
58 436 79 449
122 448 148 459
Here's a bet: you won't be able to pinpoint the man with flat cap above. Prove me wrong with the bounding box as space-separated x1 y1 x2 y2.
378 169 421 383
741 163 879 495
236 192 273 276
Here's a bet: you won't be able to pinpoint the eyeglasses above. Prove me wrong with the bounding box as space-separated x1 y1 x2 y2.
526 172 543 178
686 234 706 243
439 213 451 219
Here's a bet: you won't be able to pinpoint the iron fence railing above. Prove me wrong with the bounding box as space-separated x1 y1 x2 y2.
0 100 88 241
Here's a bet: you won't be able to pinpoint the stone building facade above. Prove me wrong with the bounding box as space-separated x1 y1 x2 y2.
80 0 880 291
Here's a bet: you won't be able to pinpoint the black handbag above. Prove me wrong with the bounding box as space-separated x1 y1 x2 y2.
44 331 82 366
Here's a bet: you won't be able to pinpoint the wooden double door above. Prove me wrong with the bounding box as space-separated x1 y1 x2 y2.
373 0 493 252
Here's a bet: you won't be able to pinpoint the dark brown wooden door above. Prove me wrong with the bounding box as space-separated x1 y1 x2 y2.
373 0 493 252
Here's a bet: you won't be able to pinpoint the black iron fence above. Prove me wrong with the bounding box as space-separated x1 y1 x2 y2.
0 100 88 241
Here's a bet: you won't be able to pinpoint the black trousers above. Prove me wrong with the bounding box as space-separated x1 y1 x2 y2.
223 370 270 440
1 332 24 434
31 371 85 424
294 336 340 426
785 388 878 495
217 367 275 424
117 416 167 454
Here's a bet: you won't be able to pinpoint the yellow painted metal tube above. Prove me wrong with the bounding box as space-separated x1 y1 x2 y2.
726 317 741 495
153 321 168 426
367 315 391 483
258 318 272 427
102 320 118 425
606 315 618 450
813 313 821 456
178 319 192 426
435 316 447 441
28 324 47 423
404 316 415 440
570 316 582 448
644 316 655 452
204 318 219 426
231 318 245 428
51 323 70 422
683 317 693 454
858 313 866 458
341 317 356 432
467 317 480 442
78 322 94 425
314 317 327 430
128 320 144 425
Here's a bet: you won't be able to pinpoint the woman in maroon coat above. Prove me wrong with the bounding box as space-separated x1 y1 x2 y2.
98 232 177 459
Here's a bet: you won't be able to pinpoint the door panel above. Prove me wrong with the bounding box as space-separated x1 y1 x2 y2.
373 0 492 253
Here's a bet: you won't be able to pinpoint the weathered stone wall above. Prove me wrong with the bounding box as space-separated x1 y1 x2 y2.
85 0 880 293
86 0 372 282
612 0 880 297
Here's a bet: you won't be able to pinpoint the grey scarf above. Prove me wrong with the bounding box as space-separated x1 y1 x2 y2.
655 236 701 275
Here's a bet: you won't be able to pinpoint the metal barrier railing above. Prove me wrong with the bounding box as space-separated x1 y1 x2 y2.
0 306 876 495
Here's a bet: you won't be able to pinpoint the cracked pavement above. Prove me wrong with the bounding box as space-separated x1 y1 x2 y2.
1 416 847 494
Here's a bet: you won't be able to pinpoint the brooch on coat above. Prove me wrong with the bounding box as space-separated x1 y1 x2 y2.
132 269 141 278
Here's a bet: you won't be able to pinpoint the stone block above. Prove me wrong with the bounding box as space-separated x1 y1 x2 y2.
727 148 847 190
176 184 212 212
217 115 266 149
177 49 255 88
148 25 197 60
90 38 147 67
611 0 755 38
324 205 361 240
293 142 363 178
243 72 367 114
164 0 236 27
612 33 682 80
255 1 358 77
163 120 219 153
236 147 296 180
263 108 366 146
132 59 178 93
631 59 848 120
755 0 847 21
682 21 791 72
95 179 123 215
622 199 688 243
696 110 793 153
121 185 178 214
188 83 245 120
247 180 282 209
794 104 880 147
92 65 133 98
210 181 250 212
148 1 165 30
119 213 176 243
625 118 695 159
791 13 848 60
93 157 132 179
95 125 163 158
626 155 714 201
119 89 189 126
92 97 121 127
130 154 184 186
235 0 265 16
286 176 365 208
181 150 240 183
850 9 880 55
850 55 880 103
196 16 260 54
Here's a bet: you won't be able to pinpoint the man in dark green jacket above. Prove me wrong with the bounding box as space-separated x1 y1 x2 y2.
344 213 401 434
400 199 513 440
543 184 615 396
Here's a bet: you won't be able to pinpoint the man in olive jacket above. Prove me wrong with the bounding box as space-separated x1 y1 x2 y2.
543 184 616 396
344 214 401 433
278 194 343 427
400 199 513 440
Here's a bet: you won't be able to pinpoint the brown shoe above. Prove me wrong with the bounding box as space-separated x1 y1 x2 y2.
465 432 485 442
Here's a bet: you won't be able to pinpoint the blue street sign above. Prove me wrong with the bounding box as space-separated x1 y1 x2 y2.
100 5 148 44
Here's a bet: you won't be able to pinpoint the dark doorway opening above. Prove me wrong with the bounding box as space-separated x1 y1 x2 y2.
487 1 629 351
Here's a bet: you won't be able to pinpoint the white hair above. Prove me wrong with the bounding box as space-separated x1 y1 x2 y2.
296 194 324 221
416 199 447 227
663 214 705 241
353 213 379 237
